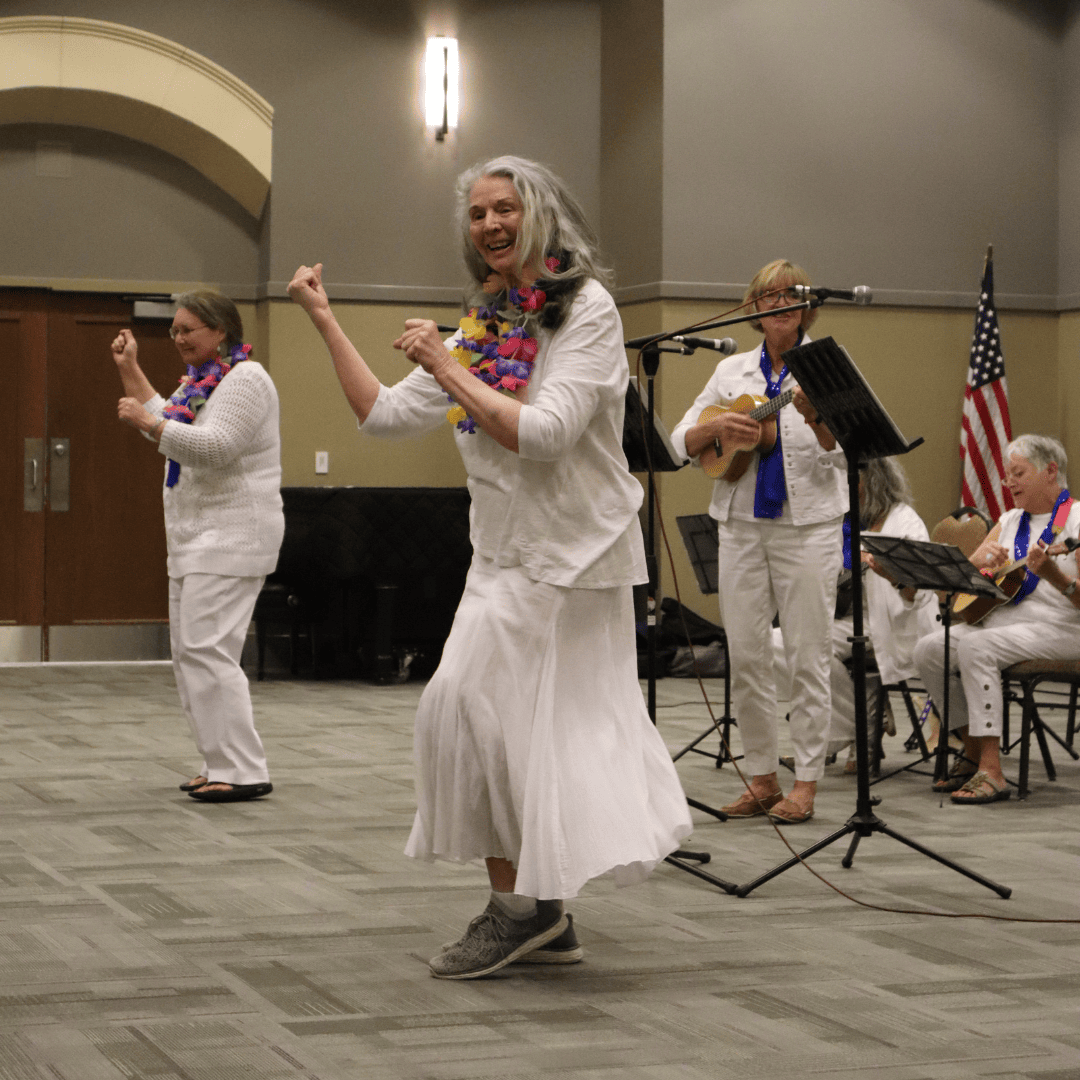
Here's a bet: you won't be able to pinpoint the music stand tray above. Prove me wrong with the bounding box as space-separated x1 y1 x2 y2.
734 337 1011 900
676 514 720 596
624 376 685 473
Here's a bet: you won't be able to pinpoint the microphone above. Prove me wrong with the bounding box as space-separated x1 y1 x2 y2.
791 284 872 305
436 324 458 333
671 335 738 355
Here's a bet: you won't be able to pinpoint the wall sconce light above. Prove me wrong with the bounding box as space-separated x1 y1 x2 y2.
425 36 459 141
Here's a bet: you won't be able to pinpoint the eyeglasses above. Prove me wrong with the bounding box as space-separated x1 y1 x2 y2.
756 288 801 309
169 322 211 340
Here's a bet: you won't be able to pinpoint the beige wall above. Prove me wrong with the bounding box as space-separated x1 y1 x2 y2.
268 299 467 489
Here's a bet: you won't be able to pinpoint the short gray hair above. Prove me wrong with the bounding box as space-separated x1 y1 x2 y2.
1006 434 1068 487
455 156 612 329
175 289 245 351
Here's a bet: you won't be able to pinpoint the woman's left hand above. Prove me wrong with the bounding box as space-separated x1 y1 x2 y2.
792 385 819 425
118 396 158 434
393 319 453 376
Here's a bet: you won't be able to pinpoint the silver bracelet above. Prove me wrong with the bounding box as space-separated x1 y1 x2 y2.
1063 578 1078 598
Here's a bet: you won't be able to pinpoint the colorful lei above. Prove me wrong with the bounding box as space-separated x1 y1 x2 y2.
162 342 251 486
445 257 559 433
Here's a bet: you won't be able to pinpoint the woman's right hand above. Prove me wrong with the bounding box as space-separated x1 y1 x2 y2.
288 263 330 321
112 328 137 366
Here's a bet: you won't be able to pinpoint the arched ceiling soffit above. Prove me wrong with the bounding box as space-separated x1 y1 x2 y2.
0 16 272 218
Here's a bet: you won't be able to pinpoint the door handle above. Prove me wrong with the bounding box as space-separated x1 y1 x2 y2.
49 438 70 512
24 438 44 512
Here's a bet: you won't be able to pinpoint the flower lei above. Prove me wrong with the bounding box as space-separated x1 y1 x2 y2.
161 342 251 487
445 256 559 433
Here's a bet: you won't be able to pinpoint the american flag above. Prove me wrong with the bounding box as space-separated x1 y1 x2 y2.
960 249 1013 520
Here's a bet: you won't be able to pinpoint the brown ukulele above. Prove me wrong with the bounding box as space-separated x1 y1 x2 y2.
952 534 1079 624
952 559 1029 625
697 388 795 480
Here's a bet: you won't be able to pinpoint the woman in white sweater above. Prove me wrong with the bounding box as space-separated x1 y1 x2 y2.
112 291 283 803
289 156 691 980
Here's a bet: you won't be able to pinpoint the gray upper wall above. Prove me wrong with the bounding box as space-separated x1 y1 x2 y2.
660 0 1063 307
1 0 1078 307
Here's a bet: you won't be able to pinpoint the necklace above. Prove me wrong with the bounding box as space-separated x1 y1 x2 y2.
445 258 558 433
162 342 250 486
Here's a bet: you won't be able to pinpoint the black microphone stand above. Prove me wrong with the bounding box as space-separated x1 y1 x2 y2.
627 339 737 893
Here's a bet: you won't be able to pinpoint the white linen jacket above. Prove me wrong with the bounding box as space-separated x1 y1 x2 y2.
669 341 847 526
361 279 647 590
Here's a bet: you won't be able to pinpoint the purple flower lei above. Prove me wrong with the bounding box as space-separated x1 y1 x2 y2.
162 342 251 487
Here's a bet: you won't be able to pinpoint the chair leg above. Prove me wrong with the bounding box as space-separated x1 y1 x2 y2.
1018 685 1032 799
1032 712 1056 782
1067 684 1078 749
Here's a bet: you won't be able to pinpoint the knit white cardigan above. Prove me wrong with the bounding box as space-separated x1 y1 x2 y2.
143 361 284 579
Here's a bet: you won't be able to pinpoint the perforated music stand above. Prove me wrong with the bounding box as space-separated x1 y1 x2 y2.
859 534 1008 787
670 515 737 770
734 337 1011 900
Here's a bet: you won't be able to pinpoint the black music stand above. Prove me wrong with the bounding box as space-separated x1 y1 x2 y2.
859 535 1008 787
624 375 737 893
670 515 738 770
735 338 1012 900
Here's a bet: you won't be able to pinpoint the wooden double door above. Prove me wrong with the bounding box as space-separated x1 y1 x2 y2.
2 290 181 660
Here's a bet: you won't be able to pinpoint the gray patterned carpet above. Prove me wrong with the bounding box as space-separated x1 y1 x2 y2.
0 663 1077 1080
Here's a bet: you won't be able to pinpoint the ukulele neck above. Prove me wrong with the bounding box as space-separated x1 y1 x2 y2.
750 388 795 422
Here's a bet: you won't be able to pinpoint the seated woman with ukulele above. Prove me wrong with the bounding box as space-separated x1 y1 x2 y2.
913 434 1080 804
670 259 846 824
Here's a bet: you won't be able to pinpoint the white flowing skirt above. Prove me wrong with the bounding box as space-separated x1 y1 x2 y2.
405 556 693 899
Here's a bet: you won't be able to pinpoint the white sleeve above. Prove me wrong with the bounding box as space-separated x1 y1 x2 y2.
157 366 273 468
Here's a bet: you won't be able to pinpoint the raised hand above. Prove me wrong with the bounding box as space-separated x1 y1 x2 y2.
118 396 158 434
112 328 138 366
288 263 330 321
393 319 452 376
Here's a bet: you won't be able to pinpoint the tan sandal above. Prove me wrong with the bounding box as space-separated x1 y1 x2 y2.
767 797 814 824
720 789 783 818
950 771 1010 805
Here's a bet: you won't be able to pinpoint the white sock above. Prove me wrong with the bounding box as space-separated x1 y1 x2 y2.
491 890 537 920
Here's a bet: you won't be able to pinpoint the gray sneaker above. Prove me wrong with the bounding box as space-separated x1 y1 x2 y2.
513 912 583 964
429 901 568 980
439 906 584 965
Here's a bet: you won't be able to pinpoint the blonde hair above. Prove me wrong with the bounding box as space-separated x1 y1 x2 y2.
743 259 818 335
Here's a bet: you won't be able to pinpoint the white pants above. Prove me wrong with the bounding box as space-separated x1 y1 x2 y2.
718 517 842 780
827 618 882 752
913 617 1080 738
169 573 268 785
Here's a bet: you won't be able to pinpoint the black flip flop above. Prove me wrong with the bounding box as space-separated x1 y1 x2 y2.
188 782 273 802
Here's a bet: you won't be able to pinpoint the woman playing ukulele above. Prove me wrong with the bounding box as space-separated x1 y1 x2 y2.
671 259 847 824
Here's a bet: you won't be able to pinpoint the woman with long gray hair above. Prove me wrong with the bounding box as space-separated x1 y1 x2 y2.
828 456 936 768
289 155 691 980
112 290 283 802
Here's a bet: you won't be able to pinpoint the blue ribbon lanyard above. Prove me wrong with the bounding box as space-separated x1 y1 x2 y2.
752 344 789 519
1011 487 1072 604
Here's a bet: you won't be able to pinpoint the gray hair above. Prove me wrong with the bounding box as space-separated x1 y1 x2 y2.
861 456 913 529
175 289 245 352
455 156 612 329
1006 433 1068 487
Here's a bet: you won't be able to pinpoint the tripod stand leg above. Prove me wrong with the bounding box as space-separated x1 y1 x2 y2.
665 853 738 893
877 823 1012 898
841 831 863 868
687 796 728 822
735 824 856 897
